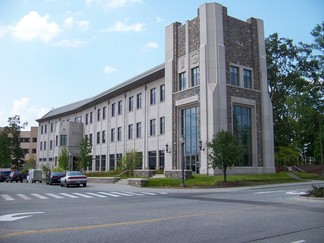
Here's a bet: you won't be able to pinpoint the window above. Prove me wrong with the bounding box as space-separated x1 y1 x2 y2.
50 140 53 150
75 116 82 123
179 72 186 90
129 96 134 112
243 69 252 89
97 132 100 144
41 125 43 134
89 134 93 146
118 100 122 115
160 84 165 102
117 127 122 141
95 155 100 171
128 124 133 140
112 103 116 117
44 125 47 134
150 119 156 136
60 135 67 146
111 128 115 142
86 113 89 125
150 88 156 105
160 117 165 135
90 112 93 124
137 93 142 109
44 141 46 150
230 66 239 86
136 122 142 138
97 108 101 121
101 155 106 171
103 106 106 120
102 131 106 143
191 67 200 86
109 154 115 170
233 105 252 166
148 151 157 169
55 135 58 146
159 150 165 170
51 123 54 133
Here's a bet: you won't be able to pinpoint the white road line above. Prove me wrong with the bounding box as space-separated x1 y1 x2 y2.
121 191 145 196
59 193 79 199
16 194 32 200
97 192 121 197
46 193 64 199
254 190 285 194
110 191 134 196
157 192 168 195
86 192 107 198
72 193 93 198
31 194 48 199
1 194 15 201
140 192 157 195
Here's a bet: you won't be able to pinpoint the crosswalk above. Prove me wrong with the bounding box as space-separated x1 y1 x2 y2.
0 191 168 201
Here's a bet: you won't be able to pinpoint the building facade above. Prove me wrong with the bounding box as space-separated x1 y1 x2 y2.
36 2 275 175
20 127 38 162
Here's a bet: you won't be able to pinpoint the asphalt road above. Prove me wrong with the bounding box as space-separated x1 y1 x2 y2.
0 181 323 243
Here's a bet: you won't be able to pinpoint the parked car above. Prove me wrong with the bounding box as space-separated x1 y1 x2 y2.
60 171 87 187
6 171 23 183
46 172 65 185
0 171 11 182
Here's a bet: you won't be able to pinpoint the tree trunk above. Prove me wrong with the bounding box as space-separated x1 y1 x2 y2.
223 168 227 182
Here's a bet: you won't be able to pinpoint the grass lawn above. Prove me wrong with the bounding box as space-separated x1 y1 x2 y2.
145 172 323 188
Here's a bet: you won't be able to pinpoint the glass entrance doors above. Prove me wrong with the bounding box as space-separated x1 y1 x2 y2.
181 107 200 173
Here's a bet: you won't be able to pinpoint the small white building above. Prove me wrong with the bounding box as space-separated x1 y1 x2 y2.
36 2 275 175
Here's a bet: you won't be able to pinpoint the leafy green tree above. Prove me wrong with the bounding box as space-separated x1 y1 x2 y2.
121 150 142 176
0 133 11 168
21 156 36 174
58 147 69 171
77 137 92 172
41 165 51 178
207 130 242 182
275 145 300 168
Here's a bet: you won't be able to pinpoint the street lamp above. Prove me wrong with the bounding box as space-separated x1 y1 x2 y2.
180 135 185 188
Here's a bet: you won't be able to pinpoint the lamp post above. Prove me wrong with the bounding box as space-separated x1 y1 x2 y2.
180 135 185 188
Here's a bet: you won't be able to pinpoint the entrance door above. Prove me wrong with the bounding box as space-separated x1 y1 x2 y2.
181 107 200 173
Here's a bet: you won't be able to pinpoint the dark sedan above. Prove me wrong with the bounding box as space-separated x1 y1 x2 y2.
46 172 65 185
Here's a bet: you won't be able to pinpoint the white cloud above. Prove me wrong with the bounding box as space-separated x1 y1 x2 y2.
78 20 90 31
105 21 143 32
86 0 142 9
12 11 61 43
145 42 158 49
0 24 9 38
104 65 116 73
64 17 90 31
54 39 87 48
155 17 162 23
64 17 74 29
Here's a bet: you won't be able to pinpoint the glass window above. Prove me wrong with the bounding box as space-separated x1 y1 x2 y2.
102 130 106 143
75 116 82 123
179 72 186 91
97 108 101 121
111 128 115 142
117 127 122 141
112 103 116 117
137 93 142 109
44 125 47 134
148 151 157 169
50 123 54 133
101 155 106 171
109 154 115 170
103 106 106 120
90 112 93 124
86 113 88 125
89 134 92 146
50 140 53 150
160 117 165 135
136 122 142 138
128 124 133 140
150 119 156 136
60 135 67 146
243 69 252 89
160 85 165 102
95 155 100 171
129 96 134 112
191 67 200 87
150 88 156 105
55 135 58 146
230 66 239 86
233 105 252 166
159 150 165 170
118 100 122 115
97 132 100 144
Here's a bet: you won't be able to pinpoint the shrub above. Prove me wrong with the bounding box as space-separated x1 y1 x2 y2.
307 185 324 197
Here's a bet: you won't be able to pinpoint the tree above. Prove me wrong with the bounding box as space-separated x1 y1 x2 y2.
77 137 92 172
58 147 69 171
0 117 27 169
121 150 142 176
207 130 242 182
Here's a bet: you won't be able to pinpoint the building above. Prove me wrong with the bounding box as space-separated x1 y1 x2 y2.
36 2 275 175
20 127 38 162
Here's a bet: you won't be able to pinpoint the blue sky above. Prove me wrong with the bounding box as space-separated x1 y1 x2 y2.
0 0 323 129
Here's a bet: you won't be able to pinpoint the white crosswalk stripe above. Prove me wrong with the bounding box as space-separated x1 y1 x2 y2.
0 194 15 201
0 191 168 201
16 194 32 200
31 194 48 199
46 193 64 199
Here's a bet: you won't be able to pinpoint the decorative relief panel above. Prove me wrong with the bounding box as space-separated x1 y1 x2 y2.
190 51 199 68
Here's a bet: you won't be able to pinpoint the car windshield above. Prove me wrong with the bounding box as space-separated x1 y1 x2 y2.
67 171 82 176
52 172 64 176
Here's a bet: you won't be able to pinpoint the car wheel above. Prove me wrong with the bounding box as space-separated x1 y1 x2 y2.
64 181 68 188
83 183 87 187
60 183 63 187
